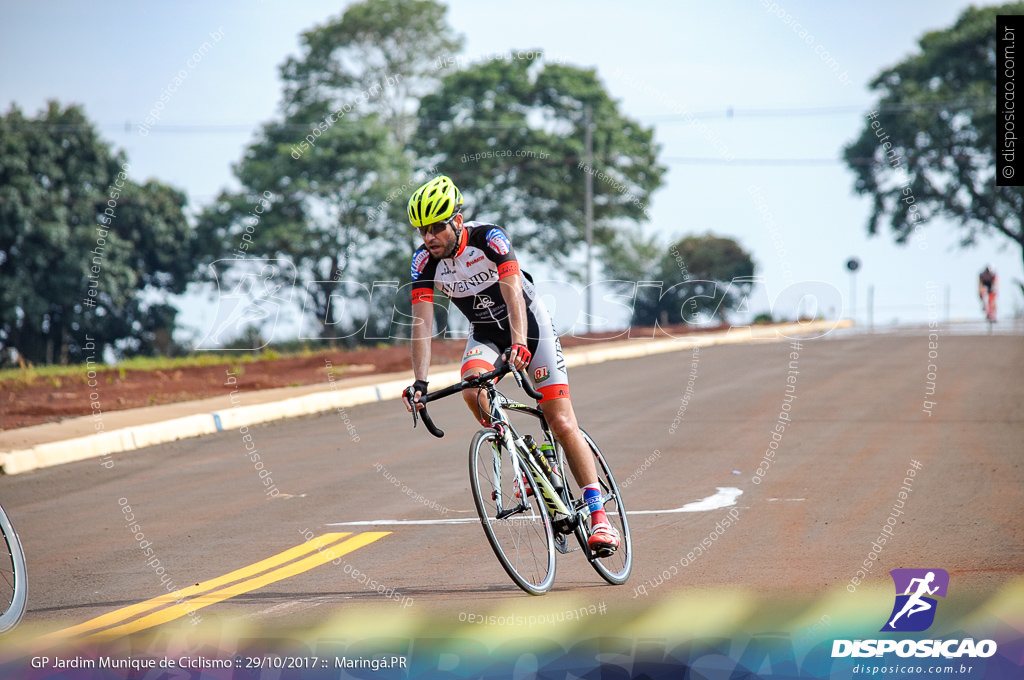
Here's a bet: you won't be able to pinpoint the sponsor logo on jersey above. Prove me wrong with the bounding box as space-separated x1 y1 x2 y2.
486 228 511 256
440 270 495 297
465 347 484 359
534 366 550 382
473 295 495 310
411 250 430 281
467 255 485 265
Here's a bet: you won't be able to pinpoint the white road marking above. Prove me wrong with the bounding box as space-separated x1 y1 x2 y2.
249 598 316 618
627 487 742 515
327 487 744 526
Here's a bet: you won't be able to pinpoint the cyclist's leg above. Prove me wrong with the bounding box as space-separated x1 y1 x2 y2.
529 311 618 551
528 310 599 491
540 397 597 486
460 333 501 423
539 394 619 552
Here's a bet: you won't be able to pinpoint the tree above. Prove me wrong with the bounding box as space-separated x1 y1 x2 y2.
197 115 411 345
843 3 1024 275
0 102 197 365
197 0 462 347
413 56 666 274
281 0 463 146
603 232 755 327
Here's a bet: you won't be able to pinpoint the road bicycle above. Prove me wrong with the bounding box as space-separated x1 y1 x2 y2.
405 360 631 595
0 503 27 633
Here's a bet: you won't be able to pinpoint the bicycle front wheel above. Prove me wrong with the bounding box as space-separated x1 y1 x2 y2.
469 429 556 595
0 504 28 633
572 429 633 585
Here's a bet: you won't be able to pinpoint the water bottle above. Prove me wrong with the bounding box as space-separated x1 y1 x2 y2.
539 442 563 492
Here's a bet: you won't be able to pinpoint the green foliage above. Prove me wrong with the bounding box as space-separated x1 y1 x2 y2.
413 57 666 275
0 102 199 365
280 0 463 145
843 3 1024 270
196 1 670 347
196 0 460 346
604 232 755 326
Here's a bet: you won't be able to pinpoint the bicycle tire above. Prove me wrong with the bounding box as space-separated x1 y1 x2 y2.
0 504 27 633
469 429 556 595
570 429 633 585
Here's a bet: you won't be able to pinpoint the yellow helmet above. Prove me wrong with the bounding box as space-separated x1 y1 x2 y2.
407 175 463 228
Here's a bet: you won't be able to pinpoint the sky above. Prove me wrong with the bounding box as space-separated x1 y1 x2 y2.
2 0 1020 345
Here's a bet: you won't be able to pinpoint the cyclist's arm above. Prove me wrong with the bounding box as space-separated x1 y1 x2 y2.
498 273 528 348
411 291 434 383
481 226 528 360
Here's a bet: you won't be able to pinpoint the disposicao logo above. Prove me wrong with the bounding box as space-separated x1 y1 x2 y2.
832 569 997 659
881 568 948 632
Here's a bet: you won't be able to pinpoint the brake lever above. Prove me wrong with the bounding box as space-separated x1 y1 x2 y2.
404 387 419 429
511 366 525 390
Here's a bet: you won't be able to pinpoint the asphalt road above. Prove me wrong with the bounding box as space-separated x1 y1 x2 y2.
2 330 1021 647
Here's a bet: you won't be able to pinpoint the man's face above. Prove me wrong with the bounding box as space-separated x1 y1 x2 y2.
420 213 462 259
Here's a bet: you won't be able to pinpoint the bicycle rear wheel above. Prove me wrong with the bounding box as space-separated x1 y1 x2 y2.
469 429 555 595
571 429 632 585
0 504 27 633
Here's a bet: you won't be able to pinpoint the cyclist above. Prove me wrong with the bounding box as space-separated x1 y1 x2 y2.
978 266 997 322
401 175 619 555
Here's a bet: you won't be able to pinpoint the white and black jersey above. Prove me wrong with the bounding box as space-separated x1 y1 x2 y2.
411 222 539 337
410 221 570 401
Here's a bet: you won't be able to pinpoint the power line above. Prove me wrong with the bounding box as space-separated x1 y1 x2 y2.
4 97 992 134
662 156 849 166
638 98 990 122
644 105 864 121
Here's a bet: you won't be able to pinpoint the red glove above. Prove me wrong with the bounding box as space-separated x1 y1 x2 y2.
507 344 532 367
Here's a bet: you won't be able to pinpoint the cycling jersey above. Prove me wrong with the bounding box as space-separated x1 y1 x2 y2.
411 222 537 332
410 221 570 401
980 270 996 291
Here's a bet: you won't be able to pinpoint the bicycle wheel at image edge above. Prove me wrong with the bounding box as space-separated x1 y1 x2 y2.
469 429 556 595
573 429 632 585
0 505 27 633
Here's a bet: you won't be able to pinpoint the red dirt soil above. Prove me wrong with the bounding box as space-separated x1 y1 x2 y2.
0 325 726 431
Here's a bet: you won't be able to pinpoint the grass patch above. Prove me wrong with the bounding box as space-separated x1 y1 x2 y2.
0 349 330 386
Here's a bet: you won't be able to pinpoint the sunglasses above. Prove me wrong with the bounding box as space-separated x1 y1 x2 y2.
417 214 458 235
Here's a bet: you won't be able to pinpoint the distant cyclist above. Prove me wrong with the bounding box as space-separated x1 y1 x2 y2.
978 266 997 322
401 175 619 555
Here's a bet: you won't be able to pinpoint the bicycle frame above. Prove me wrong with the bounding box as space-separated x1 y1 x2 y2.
484 387 579 522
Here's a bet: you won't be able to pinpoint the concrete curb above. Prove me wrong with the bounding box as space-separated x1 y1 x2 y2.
0 320 848 475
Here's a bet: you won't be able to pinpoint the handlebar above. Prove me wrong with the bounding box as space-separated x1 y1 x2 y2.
405 357 543 439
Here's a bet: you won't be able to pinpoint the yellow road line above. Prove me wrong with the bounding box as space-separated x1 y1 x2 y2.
41 532 384 642
85 531 390 641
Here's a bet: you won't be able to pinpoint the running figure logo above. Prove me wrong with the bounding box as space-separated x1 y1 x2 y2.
881 568 949 632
